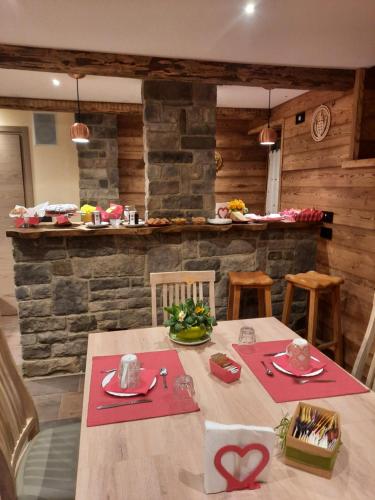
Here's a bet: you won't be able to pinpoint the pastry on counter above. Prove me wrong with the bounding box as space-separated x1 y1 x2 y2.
45 204 78 215
147 217 171 226
191 216 206 225
9 205 28 217
171 217 187 225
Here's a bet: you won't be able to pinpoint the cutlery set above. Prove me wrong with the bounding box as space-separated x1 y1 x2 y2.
261 354 335 383
98 366 168 410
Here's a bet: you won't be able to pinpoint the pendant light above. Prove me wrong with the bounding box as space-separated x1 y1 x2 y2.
259 89 277 146
70 74 90 144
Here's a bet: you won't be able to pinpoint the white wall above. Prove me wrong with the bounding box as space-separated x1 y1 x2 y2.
0 109 80 206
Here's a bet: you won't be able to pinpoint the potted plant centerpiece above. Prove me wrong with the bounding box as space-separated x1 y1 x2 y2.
164 298 217 344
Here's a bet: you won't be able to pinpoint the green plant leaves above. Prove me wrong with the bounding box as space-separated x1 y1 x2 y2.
163 298 217 333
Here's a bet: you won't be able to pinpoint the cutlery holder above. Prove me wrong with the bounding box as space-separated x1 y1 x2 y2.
210 357 241 383
284 402 341 479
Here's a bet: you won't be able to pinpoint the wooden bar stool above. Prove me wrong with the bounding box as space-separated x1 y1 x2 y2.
281 270 344 364
227 271 273 320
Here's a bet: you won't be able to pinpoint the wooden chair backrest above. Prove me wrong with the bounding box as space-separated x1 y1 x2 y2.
0 325 39 500
150 271 216 327
352 292 375 389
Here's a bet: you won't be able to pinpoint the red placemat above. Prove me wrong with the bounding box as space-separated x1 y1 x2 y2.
87 349 199 427
232 340 369 403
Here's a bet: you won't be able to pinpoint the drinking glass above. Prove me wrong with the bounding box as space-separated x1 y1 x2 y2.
173 375 195 409
118 354 141 389
109 218 121 228
238 326 256 352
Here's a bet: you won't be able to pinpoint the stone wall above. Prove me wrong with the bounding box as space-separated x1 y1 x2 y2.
12 227 317 377
143 81 217 218
76 113 119 206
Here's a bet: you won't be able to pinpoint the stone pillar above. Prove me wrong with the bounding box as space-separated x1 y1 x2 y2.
76 113 119 207
142 81 217 218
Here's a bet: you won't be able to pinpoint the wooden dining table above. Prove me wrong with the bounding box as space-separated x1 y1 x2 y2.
76 317 375 499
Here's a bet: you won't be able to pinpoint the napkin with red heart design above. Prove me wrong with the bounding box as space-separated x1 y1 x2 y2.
204 420 275 494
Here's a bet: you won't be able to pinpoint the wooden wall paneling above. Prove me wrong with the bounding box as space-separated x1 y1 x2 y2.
117 114 145 215
271 90 350 121
278 88 375 370
358 67 375 159
215 116 268 213
349 69 365 160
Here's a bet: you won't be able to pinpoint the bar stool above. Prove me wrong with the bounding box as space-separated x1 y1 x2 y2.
281 270 344 364
227 271 273 320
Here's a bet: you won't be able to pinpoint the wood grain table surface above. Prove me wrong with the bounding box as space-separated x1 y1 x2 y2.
76 317 375 500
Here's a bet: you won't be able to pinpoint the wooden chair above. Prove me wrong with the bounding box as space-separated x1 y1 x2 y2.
352 292 375 389
282 270 344 364
150 271 216 327
227 271 273 320
0 325 80 500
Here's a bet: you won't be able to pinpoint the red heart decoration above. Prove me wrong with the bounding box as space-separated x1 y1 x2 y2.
214 443 270 492
217 207 229 219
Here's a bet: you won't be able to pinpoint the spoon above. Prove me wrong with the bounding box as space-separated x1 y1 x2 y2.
160 367 168 388
261 360 274 377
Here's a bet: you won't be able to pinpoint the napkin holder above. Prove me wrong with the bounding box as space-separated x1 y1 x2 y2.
284 402 341 479
209 357 241 383
204 421 275 494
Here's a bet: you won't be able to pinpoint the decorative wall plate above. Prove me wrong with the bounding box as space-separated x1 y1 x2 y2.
215 151 224 173
311 105 331 142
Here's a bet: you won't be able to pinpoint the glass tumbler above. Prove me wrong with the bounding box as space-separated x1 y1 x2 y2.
118 354 141 389
238 326 256 352
173 374 195 408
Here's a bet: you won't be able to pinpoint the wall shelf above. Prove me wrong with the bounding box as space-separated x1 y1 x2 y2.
342 158 375 169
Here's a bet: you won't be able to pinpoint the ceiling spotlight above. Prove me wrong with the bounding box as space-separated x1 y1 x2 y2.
52 79 61 87
244 3 255 15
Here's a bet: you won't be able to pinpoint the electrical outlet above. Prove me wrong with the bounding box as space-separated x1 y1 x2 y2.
322 211 334 223
320 227 333 240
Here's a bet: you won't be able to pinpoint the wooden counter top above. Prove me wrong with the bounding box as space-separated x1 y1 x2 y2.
5 221 319 239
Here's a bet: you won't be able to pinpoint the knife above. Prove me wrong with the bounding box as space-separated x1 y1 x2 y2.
97 398 152 410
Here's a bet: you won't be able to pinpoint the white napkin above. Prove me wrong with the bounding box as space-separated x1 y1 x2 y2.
204 420 275 494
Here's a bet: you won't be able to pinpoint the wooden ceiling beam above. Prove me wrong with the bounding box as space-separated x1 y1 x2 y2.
0 95 269 121
0 96 142 114
0 44 355 91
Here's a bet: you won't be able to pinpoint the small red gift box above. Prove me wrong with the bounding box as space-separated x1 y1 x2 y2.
210 357 241 383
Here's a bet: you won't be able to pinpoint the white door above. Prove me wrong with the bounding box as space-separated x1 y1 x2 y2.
0 132 26 315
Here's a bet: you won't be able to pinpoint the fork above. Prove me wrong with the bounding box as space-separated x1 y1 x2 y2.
295 379 336 385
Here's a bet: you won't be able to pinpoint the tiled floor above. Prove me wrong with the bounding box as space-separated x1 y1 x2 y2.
1 314 84 423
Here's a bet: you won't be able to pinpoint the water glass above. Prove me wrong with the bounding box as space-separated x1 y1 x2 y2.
109 218 121 228
173 374 195 403
238 326 256 352
118 354 141 389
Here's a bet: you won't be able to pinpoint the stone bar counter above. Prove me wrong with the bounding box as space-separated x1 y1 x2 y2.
7 222 318 378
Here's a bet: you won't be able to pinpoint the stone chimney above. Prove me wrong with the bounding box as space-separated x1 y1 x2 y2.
142 80 217 218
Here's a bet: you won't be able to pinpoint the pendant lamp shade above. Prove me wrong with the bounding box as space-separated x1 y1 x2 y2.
259 127 277 145
70 74 90 144
259 89 276 146
70 122 90 143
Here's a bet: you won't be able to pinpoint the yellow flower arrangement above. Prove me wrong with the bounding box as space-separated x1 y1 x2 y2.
227 199 247 213
194 306 204 314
